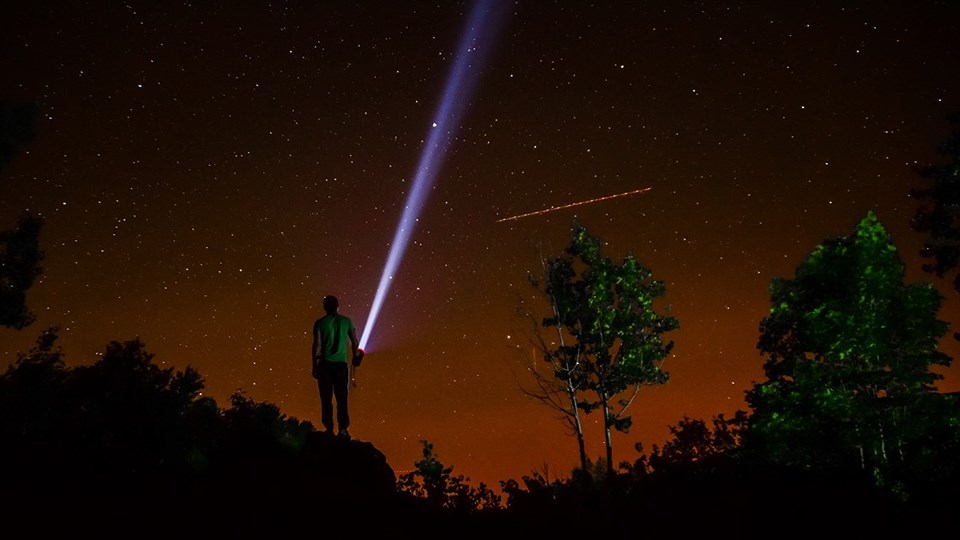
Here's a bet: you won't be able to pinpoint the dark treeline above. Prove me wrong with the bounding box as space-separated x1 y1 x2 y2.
0 330 408 536
1 329 957 537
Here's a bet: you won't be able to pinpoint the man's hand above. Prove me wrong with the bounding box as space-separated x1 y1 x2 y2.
352 348 365 367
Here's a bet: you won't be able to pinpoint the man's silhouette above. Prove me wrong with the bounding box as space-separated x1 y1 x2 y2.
312 295 360 439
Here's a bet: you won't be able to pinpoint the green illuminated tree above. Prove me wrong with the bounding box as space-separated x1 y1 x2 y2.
745 211 952 488
534 222 678 477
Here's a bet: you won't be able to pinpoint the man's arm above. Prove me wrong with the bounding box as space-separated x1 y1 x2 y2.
349 326 359 357
311 320 321 377
348 326 362 382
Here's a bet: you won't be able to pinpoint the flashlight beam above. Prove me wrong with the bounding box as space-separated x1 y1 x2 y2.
358 0 507 351
496 186 653 223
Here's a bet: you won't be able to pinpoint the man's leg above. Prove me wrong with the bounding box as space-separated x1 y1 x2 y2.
331 362 350 435
317 365 335 433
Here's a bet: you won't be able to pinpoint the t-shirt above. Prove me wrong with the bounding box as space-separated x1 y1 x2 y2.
314 314 354 363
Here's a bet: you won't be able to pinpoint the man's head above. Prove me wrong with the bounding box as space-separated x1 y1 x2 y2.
322 295 339 314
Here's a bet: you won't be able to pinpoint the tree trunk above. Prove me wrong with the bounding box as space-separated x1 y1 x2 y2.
599 383 614 477
567 380 588 474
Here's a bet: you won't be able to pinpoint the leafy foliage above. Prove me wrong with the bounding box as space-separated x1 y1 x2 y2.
397 440 501 512
537 222 678 475
642 412 748 474
745 211 955 490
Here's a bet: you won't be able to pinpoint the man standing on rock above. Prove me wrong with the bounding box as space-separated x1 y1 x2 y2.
312 295 362 440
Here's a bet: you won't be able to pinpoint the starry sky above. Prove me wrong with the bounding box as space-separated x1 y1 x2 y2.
2 1 959 490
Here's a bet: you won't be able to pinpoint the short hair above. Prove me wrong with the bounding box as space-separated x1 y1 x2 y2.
323 295 339 313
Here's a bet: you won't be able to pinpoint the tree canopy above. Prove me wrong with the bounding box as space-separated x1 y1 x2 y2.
745 211 954 490
532 222 678 476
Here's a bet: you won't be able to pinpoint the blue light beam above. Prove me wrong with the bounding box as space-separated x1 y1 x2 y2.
359 1 507 351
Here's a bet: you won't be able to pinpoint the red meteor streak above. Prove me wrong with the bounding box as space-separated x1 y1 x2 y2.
496 186 653 223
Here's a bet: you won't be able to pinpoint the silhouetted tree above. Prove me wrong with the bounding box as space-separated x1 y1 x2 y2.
221 390 312 459
0 326 67 468
910 113 960 313
745 211 953 492
627 411 747 476
65 338 215 490
0 212 44 330
0 102 43 330
397 440 501 513
532 222 678 476
0 101 36 173
520 245 590 475
1 332 408 534
1 333 224 503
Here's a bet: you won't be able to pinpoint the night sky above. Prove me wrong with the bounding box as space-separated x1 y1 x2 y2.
3 1 959 490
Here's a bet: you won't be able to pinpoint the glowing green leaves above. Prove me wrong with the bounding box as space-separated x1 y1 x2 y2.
746 212 952 479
